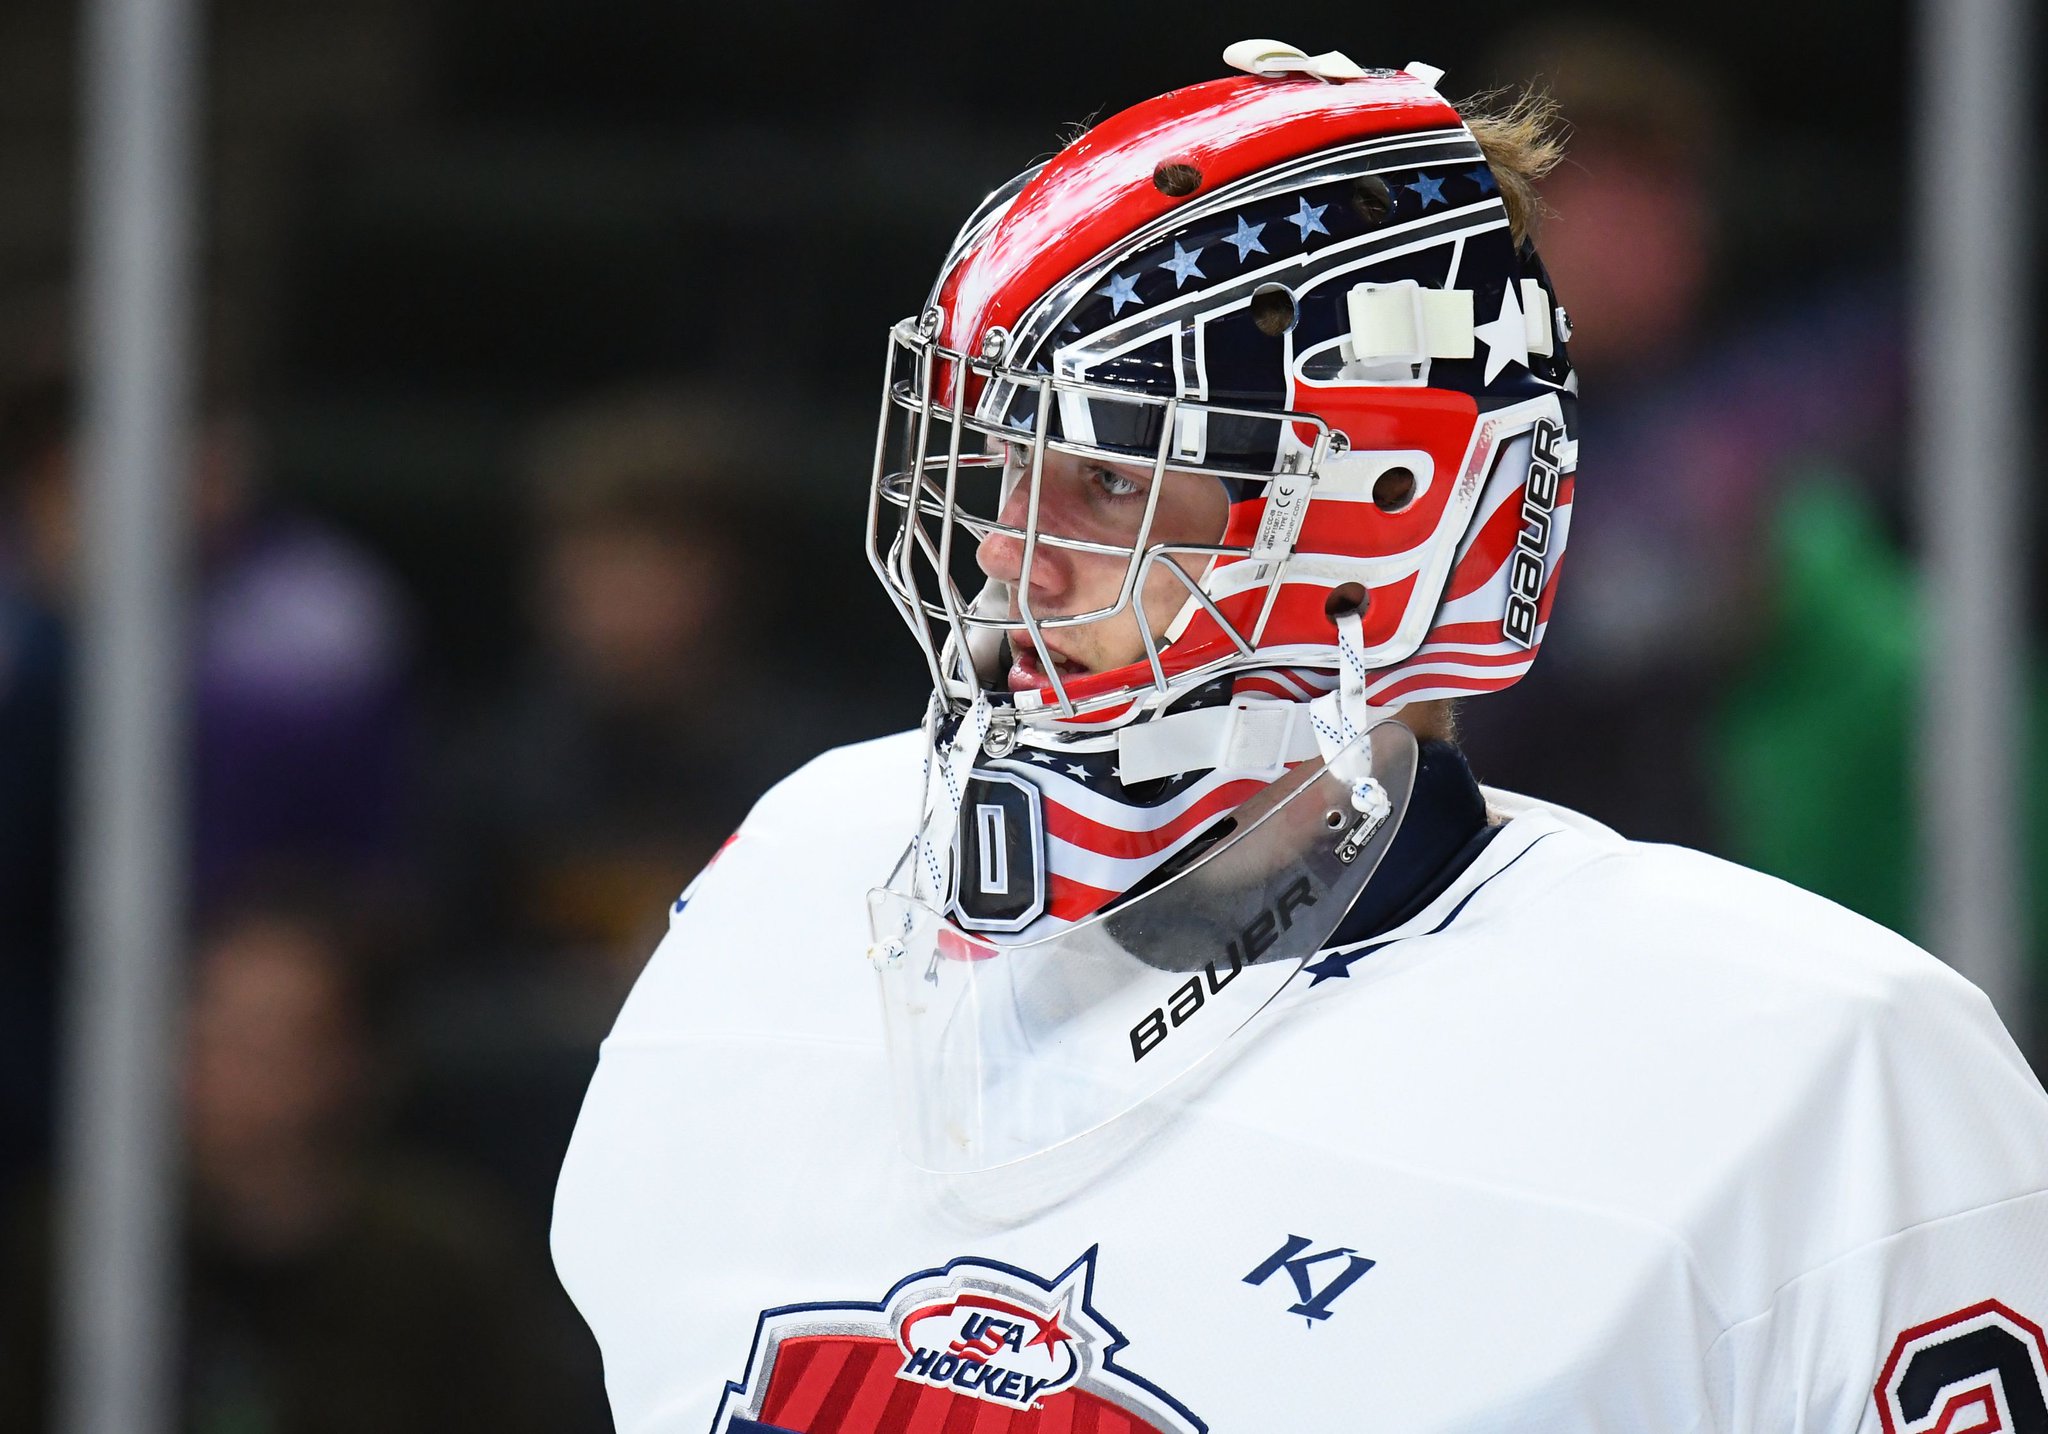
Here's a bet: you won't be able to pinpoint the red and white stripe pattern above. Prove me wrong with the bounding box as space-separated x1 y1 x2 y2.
1231 666 1339 705
989 669 1331 934
1366 439 1576 709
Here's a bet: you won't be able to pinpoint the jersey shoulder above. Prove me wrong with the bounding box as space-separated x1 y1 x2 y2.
736 727 927 844
1236 812 2048 1325
604 730 922 1048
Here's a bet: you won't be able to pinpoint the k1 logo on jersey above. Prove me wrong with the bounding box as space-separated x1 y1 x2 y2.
1242 1234 1376 1324
1875 1300 2048 1434
711 1247 1204 1433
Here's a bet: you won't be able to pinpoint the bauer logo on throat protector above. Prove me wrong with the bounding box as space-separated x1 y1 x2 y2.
711 1248 1205 1433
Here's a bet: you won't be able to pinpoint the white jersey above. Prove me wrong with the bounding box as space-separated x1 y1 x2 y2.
554 731 2048 1434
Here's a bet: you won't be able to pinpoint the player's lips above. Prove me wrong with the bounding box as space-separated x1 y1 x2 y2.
1004 630 1089 693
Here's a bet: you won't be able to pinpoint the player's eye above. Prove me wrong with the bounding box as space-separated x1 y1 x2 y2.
1092 466 1144 500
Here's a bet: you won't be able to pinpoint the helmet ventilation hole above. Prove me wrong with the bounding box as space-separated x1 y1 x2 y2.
1249 283 1298 337
1325 582 1370 619
1152 161 1203 196
1372 466 1417 512
1351 174 1393 224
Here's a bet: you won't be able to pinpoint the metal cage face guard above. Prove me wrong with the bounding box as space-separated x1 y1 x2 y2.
867 62 1580 734
866 315 1336 726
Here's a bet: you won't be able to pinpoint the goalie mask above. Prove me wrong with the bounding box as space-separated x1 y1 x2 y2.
865 43 1580 1170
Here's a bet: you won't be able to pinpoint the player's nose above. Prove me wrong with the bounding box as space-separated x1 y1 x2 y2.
976 480 1072 602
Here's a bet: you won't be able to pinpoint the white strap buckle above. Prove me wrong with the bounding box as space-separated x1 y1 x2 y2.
1117 698 1322 783
1344 281 1476 375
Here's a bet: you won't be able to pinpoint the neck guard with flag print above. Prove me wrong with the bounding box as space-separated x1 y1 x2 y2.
869 669 1417 1171
944 669 1340 940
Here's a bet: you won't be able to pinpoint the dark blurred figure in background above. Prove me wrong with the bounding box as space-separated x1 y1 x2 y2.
1460 23 2046 1009
0 375 414 903
405 384 812 1229
1458 23 1911 872
0 374 416 1196
0 890 581 1432
433 385 808 984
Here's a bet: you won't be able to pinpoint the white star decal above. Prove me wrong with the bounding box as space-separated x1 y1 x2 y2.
1024 749 1056 764
1471 282 1529 384
1098 272 1141 315
1224 215 1267 261
1065 762 1091 778
1289 198 1329 240
1159 241 1205 288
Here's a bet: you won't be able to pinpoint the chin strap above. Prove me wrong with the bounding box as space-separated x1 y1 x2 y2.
1113 608 1391 820
1115 696 1322 784
910 693 992 907
1308 608 1391 818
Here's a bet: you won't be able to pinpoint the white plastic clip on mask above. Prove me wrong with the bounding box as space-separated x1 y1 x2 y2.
1221 39 1369 84
1308 607 1390 816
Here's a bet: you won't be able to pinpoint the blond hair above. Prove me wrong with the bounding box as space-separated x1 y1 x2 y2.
1460 88 1567 245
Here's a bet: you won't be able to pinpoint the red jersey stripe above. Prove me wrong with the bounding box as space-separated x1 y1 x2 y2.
817 1340 899 1432
770 1336 857 1430
874 1374 931 1433
969 1391 1020 1434
900 1381 963 1434
1034 1390 1076 1434
760 1338 823 1427
940 1387 985 1434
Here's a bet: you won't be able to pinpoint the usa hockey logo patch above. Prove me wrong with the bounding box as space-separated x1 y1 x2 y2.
711 1247 1205 1433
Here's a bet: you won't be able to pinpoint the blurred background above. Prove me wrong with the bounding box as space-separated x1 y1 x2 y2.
0 0 2040 1428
